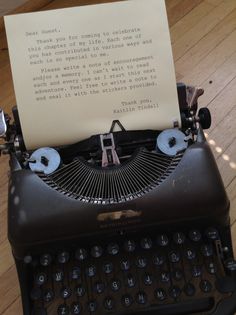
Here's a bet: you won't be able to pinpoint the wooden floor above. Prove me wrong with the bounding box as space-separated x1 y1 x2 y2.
0 0 236 313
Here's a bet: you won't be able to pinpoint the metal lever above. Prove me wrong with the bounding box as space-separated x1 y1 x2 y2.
0 109 7 137
100 133 120 167
186 86 204 113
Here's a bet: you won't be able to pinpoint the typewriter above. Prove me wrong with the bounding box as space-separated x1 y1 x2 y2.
0 83 236 315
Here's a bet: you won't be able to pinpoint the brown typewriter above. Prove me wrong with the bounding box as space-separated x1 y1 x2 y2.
0 83 236 315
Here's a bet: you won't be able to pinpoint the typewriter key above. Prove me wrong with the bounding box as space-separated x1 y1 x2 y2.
86 265 96 277
91 245 103 258
225 258 236 271
136 257 147 268
136 291 147 304
104 297 115 310
120 259 131 271
153 254 165 266
43 289 54 302
61 287 72 299
57 251 70 264
103 262 113 274
184 283 195 296
173 232 185 245
140 237 153 249
70 267 81 280
207 262 217 274
155 288 166 301
189 229 202 242
205 227 219 240
200 280 212 293
126 274 136 288
185 248 196 260
143 273 153 285
94 281 105 294
71 302 81 315
30 287 42 301
88 301 97 312
169 286 181 299
57 304 69 315
201 244 213 257
160 271 170 283
107 243 119 255
111 279 121 291
172 268 183 280
53 270 64 282
168 250 180 263
75 248 87 261
191 265 202 277
75 285 85 297
157 234 169 247
40 254 52 267
124 240 136 252
122 294 133 307
35 272 47 286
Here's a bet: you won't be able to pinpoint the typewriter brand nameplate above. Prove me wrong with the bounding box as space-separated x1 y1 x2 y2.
5 0 181 149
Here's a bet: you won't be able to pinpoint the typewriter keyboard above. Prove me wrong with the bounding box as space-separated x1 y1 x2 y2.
29 227 233 315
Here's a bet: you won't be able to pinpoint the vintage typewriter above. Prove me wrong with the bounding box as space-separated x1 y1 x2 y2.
0 83 236 315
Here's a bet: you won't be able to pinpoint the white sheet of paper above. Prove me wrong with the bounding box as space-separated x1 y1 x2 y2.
4 0 181 149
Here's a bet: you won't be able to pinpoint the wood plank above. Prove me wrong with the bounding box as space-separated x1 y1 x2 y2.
172 0 236 61
175 7 236 77
1 297 22 315
227 177 236 224
170 1 214 44
167 0 203 27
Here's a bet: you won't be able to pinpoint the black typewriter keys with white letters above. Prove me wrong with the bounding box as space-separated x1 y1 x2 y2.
124 239 136 252
71 302 81 315
57 304 69 315
91 245 103 258
40 254 52 267
157 234 169 247
189 229 202 242
75 248 87 261
107 243 119 255
57 251 70 264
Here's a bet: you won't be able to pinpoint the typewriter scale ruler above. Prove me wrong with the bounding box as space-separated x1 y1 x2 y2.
156 129 188 156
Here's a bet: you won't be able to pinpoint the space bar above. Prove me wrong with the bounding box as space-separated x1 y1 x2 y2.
121 297 215 315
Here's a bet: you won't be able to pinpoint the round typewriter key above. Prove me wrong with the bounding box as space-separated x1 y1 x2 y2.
172 268 183 281
44 289 54 302
160 271 170 283
107 243 119 255
58 304 69 315
88 301 97 313
61 287 72 299
140 237 153 249
122 294 133 307
168 250 180 263
153 254 165 266
120 259 131 271
104 297 114 310
157 234 169 247
24 255 32 264
185 248 196 260
136 291 147 304
155 288 166 301
184 283 195 296
35 272 47 286
205 227 219 240
111 279 121 291
191 265 202 277
124 239 136 252
91 245 103 258
173 232 185 245
57 251 70 264
200 280 212 293
103 262 113 274
30 287 42 301
71 302 81 315
136 257 147 268
53 270 64 282
201 244 213 257
71 267 81 280
86 265 96 277
94 281 105 294
189 229 202 242
225 258 236 271
143 273 153 285
40 254 52 267
207 262 217 274
169 286 181 299
75 285 85 297
75 248 87 261
126 274 136 288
